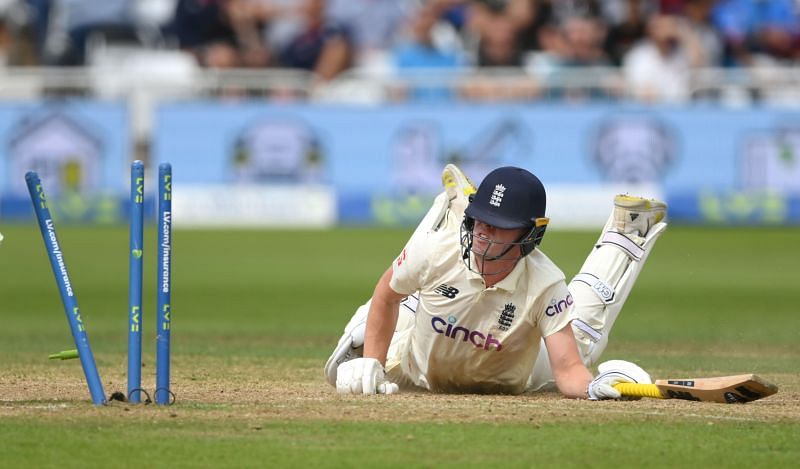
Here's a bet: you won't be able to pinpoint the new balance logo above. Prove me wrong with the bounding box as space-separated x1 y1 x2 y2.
434 284 459 299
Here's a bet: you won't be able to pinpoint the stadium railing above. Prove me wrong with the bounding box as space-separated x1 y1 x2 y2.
2 63 799 139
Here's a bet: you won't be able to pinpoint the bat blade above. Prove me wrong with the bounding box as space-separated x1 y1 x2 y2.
614 374 778 403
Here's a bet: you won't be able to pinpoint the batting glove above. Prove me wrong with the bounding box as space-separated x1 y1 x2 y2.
588 359 652 400
336 358 399 395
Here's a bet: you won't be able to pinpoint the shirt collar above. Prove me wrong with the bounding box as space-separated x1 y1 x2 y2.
464 252 526 291
492 256 526 291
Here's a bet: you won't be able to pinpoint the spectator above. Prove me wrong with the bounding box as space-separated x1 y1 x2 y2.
528 18 568 70
313 0 416 81
525 13 609 70
477 13 522 66
622 13 705 102
40 0 137 65
0 0 9 65
515 0 550 52
558 15 609 66
394 4 464 70
250 0 297 49
5 0 52 65
390 3 466 101
545 0 601 24
460 0 539 101
682 0 723 66
516 0 603 54
275 0 327 70
712 0 800 66
468 0 534 67
170 0 270 68
526 14 612 101
601 0 657 66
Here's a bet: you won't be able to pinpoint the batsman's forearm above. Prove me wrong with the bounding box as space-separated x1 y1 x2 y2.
544 325 594 398
565 370 593 399
363 298 400 364
552 362 593 399
363 268 403 365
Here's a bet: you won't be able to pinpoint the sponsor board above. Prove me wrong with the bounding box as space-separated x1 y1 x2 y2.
171 185 336 228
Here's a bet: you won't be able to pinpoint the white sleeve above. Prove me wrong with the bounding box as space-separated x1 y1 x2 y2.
388 225 432 296
387 192 451 295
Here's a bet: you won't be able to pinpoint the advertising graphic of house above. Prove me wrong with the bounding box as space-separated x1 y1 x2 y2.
7 113 103 196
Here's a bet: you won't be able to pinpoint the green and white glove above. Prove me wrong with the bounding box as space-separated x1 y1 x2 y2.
588 359 652 400
336 358 399 395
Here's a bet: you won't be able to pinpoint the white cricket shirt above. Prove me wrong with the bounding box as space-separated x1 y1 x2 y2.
387 209 573 394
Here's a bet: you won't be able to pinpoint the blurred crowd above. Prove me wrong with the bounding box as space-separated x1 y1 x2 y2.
1 0 799 102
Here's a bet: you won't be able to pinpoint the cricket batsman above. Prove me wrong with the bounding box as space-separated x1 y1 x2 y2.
325 165 666 399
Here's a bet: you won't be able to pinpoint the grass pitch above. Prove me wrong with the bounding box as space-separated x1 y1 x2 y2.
0 225 798 467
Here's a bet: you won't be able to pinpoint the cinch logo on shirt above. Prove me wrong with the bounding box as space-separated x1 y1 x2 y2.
431 317 503 351
545 294 573 317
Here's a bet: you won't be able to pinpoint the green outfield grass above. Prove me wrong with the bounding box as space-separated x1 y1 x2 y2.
1 225 798 467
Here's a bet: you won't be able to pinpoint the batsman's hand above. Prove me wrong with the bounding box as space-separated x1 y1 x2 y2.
336 358 399 395
588 359 652 400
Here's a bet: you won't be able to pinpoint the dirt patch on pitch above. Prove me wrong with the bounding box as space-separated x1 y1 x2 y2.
1 356 798 425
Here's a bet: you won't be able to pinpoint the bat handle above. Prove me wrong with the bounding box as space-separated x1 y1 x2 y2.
613 383 665 399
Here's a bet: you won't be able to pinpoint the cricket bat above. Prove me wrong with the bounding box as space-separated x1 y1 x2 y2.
613 374 778 403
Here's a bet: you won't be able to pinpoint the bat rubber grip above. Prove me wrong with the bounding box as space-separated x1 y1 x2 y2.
613 383 665 399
